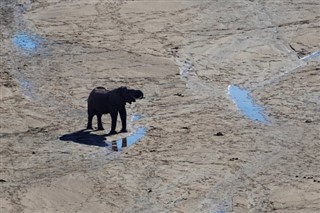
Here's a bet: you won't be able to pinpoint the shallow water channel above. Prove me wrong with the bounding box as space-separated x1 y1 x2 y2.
11 32 46 99
228 85 270 124
301 50 320 61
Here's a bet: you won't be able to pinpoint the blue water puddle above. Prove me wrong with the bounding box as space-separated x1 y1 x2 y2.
20 79 33 99
111 127 146 152
110 114 145 151
131 114 142 122
301 50 320 61
12 32 42 53
228 85 270 124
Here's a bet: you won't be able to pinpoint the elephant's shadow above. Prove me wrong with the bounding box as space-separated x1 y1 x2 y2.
59 129 109 147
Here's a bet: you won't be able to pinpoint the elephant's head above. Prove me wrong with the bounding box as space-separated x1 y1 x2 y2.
119 87 144 104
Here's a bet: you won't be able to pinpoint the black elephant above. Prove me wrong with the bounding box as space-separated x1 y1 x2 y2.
86 86 143 135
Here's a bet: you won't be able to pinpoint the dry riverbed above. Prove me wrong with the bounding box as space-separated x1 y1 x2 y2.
1 0 320 212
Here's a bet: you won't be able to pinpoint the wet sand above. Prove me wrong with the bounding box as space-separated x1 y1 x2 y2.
1 0 320 212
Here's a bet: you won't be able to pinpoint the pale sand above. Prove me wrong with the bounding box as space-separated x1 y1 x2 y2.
1 0 319 212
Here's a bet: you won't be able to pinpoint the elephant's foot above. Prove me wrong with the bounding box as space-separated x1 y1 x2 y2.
108 130 117 135
97 126 104 131
120 128 127 133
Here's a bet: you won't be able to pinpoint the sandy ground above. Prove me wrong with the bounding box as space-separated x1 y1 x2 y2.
1 0 320 212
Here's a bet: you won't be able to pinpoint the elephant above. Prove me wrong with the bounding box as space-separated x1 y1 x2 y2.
86 86 144 135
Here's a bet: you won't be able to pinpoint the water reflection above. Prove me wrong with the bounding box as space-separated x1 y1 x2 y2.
111 127 146 151
228 85 270 124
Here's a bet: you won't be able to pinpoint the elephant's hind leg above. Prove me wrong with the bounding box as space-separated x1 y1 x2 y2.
87 112 94 129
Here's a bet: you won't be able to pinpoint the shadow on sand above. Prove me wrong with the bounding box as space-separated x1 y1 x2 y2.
60 129 109 147
60 127 146 151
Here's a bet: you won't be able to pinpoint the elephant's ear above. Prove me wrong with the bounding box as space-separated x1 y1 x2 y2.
119 86 127 98
119 86 132 104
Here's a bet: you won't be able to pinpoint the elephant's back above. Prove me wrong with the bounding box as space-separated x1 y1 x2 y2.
89 87 109 98
92 86 108 93
88 87 110 110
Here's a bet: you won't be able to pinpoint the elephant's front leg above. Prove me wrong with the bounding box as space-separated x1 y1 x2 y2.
109 111 118 135
119 105 127 133
97 113 104 130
